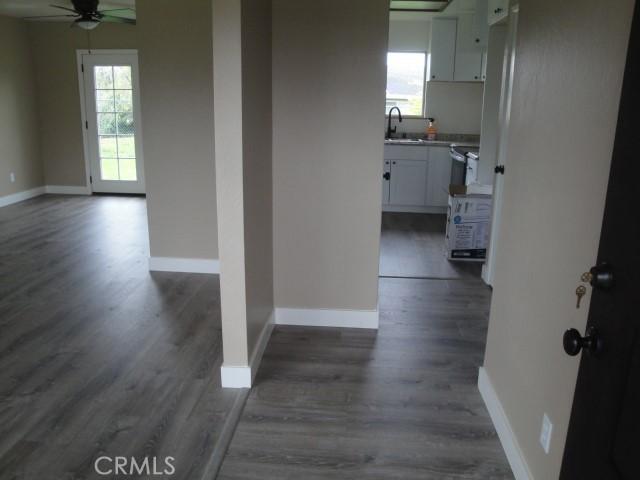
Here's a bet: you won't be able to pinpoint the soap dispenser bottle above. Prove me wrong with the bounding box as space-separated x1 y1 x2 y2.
426 117 437 141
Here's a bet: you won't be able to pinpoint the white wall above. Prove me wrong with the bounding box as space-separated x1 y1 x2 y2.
387 14 484 135
482 0 634 478
272 0 388 312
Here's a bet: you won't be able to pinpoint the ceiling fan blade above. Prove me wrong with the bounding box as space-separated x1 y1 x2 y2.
99 15 136 25
23 14 79 19
98 8 135 14
50 4 79 14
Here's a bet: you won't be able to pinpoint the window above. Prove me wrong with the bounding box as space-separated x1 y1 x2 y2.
385 52 426 117
94 65 137 181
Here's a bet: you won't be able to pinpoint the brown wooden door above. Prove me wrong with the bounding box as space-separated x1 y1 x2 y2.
560 2 640 478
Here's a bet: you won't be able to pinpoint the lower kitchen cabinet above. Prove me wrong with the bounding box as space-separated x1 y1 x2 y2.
382 145 453 212
426 147 453 207
382 160 391 205
389 160 428 206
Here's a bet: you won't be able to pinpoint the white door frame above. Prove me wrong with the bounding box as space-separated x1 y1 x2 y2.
482 5 519 286
76 49 146 194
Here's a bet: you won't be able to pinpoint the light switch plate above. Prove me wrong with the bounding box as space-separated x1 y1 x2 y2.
9 173 15 183
540 413 553 454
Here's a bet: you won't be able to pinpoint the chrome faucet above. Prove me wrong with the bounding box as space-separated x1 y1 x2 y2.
386 107 403 139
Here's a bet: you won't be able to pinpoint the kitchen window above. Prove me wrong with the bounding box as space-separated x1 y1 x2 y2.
385 52 426 117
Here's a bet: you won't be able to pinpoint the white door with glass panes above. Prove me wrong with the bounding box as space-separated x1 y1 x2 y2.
81 52 145 193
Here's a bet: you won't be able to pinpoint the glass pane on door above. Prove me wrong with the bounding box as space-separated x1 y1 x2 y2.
93 65 137 181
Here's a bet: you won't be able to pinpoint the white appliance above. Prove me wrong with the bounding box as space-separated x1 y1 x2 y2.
465 151 479 185
449 145 480 186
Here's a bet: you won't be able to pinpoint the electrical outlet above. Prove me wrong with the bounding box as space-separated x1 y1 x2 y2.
540 413 553 454
9 172 15 183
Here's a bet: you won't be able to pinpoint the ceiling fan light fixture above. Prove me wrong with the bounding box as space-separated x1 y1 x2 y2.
76 18 100 30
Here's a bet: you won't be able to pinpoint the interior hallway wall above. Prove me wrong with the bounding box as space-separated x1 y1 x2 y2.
137 0 218 260
482 0 634 478
28 23 137 187
213 0 273 372
0 15 43 198
272 0 388 312
241 0 274 355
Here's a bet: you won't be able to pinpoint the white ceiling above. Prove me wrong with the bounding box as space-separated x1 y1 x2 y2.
0 0 135 20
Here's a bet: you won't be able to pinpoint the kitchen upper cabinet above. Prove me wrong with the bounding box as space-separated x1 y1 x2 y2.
429 18 457 82
389 160 428 206
454 13 484 81
426 147 453 207
474 0 489 47
431 6 488 83
488 0 508 25
481 51 488 81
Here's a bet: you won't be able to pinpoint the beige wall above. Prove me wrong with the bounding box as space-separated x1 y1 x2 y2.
0 16 43 197
272 0 388 311
28 23 137 187
213 0 273 367
483 1 634 478
213 0 248 367
137 0 218 259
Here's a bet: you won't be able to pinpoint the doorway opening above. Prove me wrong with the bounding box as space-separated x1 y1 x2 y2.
77 50 146 194
380 7 491 282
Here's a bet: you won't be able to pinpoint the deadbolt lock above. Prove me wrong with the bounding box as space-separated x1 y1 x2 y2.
580 263 614 290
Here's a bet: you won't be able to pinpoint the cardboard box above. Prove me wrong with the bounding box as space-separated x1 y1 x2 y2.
445 191 493 262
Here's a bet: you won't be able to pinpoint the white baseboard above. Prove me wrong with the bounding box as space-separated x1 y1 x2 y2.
382 205 447 214
148 257 220 274
0 186 46 208
478 367 532 480
275 307 379 329
220 365 252 389
45 185 91 195
221 311 274 388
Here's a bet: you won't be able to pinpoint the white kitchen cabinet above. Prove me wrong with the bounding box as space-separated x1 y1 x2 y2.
474 0 489 47
389 160 428 206
454 13 484 82
382 160 391 205
488 0 508 25
429 18 457 82
481 51 488 81
426 147 453 207
455 52 484 81
382 145 454 212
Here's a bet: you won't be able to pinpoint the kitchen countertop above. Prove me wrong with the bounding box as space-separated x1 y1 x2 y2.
384 133 480 149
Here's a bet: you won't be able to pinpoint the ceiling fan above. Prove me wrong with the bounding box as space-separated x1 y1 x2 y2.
24 0 136 30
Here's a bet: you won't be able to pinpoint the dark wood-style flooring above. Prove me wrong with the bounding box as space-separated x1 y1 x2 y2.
1 197 510 479
0 195 237 480
219 214 511 478
379 212 482 279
